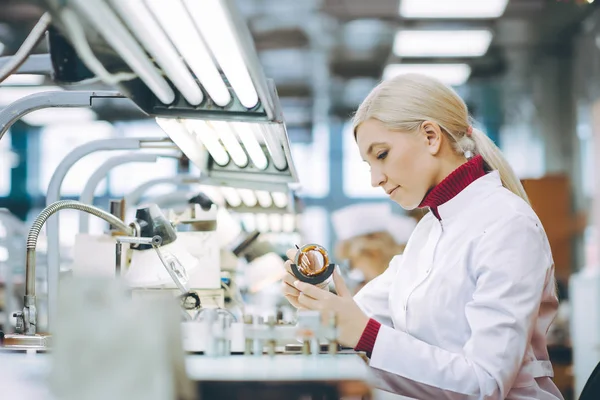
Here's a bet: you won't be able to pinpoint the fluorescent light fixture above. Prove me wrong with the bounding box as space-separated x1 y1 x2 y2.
383 64 471 86
144 0 232 107
184 0 259 108
21 108 96 126
241 214 256 232
269 214 282 232
393 30 493 57
0 74 45 86
220 187 242 207
70 0 175 104
238 189 258 207
271 192 288 208
157 118 297 191
109 0 203 105
257 124 287 170
255 191 273 208
210 121 249 168
183 120 230 166
282 214 295 233
256 213 269 232
399 0 509 19
232 122 268 170
156 118 209 168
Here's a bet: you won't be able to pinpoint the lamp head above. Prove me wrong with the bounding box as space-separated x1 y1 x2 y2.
125 204 199 289
133 204 177 250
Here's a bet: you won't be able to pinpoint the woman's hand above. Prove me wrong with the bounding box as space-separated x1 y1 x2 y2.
281 248 329 308
281 249 369 348
282 249 304 309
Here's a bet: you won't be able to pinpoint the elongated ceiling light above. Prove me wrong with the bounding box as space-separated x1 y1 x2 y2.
108 0 203 105
144 0 232 107
383 64 471 86
184 0 259 108
393 30 493 57
157 116 297 191
69 0 175 104
399 0 509 19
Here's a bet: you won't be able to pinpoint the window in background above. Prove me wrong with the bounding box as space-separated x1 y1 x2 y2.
579 104 594 199
39 121 114 196
0 130 12 196
500 124 545 179
289 123 330 198
342 122 387 198
109 121 179 199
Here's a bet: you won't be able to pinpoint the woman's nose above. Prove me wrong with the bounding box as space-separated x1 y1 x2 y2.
370 168 386 188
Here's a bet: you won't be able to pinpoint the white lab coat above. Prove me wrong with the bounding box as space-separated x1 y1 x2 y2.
354 171 564 400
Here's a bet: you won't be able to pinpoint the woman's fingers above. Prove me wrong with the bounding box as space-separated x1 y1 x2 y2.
282 280 299 296
297 292 321 310
285 294 305 309
285 249 298 261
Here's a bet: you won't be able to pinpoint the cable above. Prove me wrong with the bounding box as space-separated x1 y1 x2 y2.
60 8 137 85
0 12 52 83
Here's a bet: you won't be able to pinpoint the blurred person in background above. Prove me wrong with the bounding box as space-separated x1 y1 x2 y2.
331 203 417 293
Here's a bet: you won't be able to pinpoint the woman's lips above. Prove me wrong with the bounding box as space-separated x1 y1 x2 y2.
388 186 400 196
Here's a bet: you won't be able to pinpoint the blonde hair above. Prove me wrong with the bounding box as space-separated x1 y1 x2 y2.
352 73 529 204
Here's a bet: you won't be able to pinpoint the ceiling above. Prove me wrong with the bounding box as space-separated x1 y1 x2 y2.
0 0 597 141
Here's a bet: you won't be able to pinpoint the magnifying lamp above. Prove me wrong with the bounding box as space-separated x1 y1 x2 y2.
124 204 199 289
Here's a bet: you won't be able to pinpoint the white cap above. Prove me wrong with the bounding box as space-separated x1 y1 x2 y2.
332 203 416 244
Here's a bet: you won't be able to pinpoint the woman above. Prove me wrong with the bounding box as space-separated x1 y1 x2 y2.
282 74 564 399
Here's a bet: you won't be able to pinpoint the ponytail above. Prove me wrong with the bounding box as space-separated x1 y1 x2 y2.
470 127 530 205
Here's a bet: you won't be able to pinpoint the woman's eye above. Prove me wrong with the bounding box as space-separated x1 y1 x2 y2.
377 151 388 160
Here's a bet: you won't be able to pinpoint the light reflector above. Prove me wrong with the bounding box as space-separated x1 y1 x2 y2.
184 0 259 108
393 30 493 57
145 0 232 107
109 0 203 105
383 64 471 86
399 0 509 19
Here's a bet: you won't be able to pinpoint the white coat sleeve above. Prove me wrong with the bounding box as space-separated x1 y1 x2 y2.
353 255 403 328
366 215 553 400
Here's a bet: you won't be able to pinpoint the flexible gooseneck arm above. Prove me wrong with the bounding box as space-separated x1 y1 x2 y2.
19 200 133 335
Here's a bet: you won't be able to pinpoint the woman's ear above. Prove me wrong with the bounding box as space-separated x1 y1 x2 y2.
421 121 443 156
